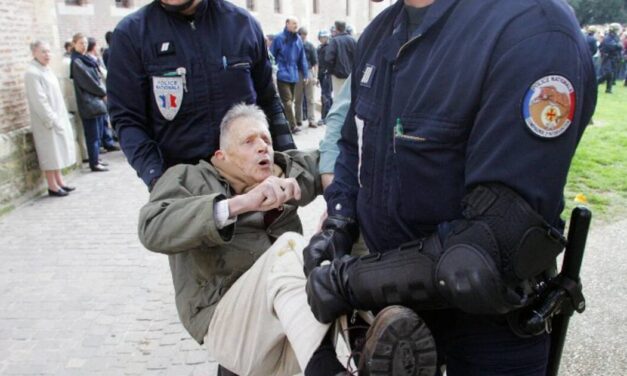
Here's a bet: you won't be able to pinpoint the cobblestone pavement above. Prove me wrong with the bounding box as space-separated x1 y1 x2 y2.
0 123 625 375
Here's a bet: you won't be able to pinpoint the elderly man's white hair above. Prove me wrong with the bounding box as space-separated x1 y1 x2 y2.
29 40 48 52
219 103 270 150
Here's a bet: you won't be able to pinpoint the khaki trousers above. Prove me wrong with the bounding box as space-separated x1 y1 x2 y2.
205 233 330 376
294 71 316 124
277 81 297 129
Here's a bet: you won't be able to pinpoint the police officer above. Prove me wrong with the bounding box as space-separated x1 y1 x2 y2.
598 23 623 94
304 0 597 375
107 0 295 190
317 30 333 124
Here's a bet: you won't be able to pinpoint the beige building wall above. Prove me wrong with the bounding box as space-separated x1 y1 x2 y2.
55 0 394 49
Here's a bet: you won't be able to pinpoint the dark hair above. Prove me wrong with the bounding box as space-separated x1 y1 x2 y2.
105 31 113 45
87 37 97 53
335 21 346 32
298 27 308 36
64 41 72 50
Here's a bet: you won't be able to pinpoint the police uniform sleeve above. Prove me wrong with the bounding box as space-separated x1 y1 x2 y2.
465 19 596 224
107 27 164 188
319 76 352 174
324 75 361 219
250 25 296 151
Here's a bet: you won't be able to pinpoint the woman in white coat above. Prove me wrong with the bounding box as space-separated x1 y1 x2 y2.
24 41 77 197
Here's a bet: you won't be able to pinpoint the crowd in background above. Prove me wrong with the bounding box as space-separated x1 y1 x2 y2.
24 31 120 197
584 22 627 93
266 17 357 134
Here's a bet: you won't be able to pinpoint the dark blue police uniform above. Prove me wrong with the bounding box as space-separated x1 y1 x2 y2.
107 0 295 187
324 0 596 373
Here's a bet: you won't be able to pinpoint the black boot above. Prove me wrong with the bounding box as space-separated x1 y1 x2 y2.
216 365 238 376
359 306 437 376
304 329 346 376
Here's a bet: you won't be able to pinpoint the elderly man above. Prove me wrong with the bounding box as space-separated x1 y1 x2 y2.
138 104 346 376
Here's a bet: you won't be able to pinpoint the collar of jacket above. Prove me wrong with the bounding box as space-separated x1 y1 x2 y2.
31 59 49 71
154 0 215 21
283 28 298 40
392 0 458 38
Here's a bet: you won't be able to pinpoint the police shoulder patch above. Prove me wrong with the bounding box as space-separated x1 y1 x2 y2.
522 75 576 138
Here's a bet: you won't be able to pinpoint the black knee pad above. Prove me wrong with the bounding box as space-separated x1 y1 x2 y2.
435 243 523 315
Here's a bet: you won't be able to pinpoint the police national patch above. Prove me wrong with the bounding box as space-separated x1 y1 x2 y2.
153 76 183 121
522 75 575 138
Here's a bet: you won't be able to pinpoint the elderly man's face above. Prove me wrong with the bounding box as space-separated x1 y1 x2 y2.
222 117 274 183
33 43 51 66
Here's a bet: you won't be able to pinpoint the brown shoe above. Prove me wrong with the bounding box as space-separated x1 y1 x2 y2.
359 306 437 376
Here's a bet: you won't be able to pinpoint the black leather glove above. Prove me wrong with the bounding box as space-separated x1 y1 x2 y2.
303 215 358 276
306 256 357 323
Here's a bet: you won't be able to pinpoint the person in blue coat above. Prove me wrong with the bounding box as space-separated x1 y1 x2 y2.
304 0 597 375
107 0 295 190
270 17 309 133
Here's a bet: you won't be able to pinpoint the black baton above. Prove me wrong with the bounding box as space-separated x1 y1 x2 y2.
546 206 591 376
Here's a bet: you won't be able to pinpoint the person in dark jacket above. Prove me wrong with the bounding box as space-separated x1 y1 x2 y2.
305 0 597 375
270 17 310 133
598 24 623 93
585 26 598 56
86 37 119 153
324 21 356 95
107 0 295 190
317 30 333 124
70 33 109 172
102 31 112 69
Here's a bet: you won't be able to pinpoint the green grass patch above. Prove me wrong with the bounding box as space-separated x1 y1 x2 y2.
563 83 627 223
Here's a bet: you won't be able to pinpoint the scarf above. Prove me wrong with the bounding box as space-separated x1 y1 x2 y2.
210 156 284 195
70 51 100 79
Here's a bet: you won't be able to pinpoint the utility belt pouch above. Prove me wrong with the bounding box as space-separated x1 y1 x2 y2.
462 184 566 284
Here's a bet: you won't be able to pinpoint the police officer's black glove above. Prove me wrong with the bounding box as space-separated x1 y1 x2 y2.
306 256 357 324
303 215 358 276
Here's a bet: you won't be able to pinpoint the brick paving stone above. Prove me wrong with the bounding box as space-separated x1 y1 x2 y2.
185 350 209 366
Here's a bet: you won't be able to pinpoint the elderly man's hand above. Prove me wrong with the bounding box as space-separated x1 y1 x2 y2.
228 176 301 216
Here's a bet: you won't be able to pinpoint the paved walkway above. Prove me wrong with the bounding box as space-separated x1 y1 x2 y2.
0 124 625 375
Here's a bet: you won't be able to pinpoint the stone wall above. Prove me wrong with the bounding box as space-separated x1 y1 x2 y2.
0 0 64 213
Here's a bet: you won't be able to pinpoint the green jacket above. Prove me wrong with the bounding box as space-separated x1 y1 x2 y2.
138 150 321 343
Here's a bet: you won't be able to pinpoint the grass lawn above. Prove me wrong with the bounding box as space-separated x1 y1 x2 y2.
563 82 627 223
